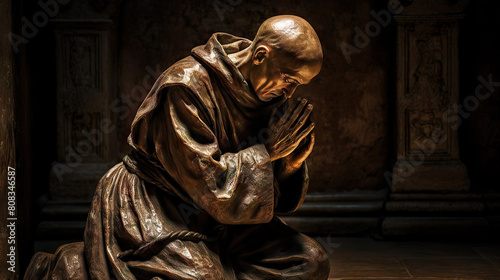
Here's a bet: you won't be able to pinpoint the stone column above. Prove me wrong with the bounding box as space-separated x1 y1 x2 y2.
383 0 489 236
41 20 117 240
392 0 470 192
49 20 116 199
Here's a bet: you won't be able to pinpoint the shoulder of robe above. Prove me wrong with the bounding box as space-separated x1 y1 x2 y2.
130 56 219 154
151 56 218 112
156 56 211 97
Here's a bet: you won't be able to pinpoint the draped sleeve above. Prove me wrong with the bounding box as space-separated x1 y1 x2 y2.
136 86 275 225
274 161 309 214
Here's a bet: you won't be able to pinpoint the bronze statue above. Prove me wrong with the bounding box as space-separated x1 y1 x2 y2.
25 15 330 280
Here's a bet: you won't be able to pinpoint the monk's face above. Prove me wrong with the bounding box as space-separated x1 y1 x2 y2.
249 48 321 102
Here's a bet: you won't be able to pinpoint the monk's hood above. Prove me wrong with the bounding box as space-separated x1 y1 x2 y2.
129 32 286 155
191 32 286 113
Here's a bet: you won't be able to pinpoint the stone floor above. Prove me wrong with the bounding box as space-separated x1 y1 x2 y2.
322 237 500 280
34 237 500 280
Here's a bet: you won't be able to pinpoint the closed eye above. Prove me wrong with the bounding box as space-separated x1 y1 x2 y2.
280 73 299 85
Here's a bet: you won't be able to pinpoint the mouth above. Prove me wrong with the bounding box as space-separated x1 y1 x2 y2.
258 91 282 102
268 91 281 98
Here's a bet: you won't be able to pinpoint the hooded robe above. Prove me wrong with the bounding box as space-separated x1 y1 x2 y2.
24 33 330 280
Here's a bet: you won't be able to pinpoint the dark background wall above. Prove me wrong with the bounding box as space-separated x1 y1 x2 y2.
26 0 396 196
460 0 500 192
114 0 393 193
24 0 499 196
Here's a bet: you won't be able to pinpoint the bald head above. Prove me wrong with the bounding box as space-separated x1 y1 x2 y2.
233 15 323 101
252 15 323 68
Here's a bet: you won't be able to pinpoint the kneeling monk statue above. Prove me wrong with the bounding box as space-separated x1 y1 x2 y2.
25 15 330 280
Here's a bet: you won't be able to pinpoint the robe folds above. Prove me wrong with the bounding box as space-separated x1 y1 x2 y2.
24 33 330 280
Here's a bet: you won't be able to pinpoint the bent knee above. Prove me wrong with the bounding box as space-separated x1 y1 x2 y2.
24 242 88 280
24 252 54 280
302 235 331 280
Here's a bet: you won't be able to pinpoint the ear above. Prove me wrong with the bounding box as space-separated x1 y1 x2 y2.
253 45 270 65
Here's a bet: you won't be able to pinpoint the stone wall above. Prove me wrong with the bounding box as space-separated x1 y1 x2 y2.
460 0 500 192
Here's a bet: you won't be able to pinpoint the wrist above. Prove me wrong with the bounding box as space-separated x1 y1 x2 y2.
265 144 280 162
276 159 300 181
281 157 301 170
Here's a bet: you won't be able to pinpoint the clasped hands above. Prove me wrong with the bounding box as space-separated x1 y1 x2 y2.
265 97 315 181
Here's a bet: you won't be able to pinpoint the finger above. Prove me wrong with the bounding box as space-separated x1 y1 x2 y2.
291 135 310 160
295 122 315 144
287 98 308 127
277 101 289 118
297 132 314 156
295 128 311 149
304 131 315 154
272 101 290 127
288 132 315 168
292 104 313 134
